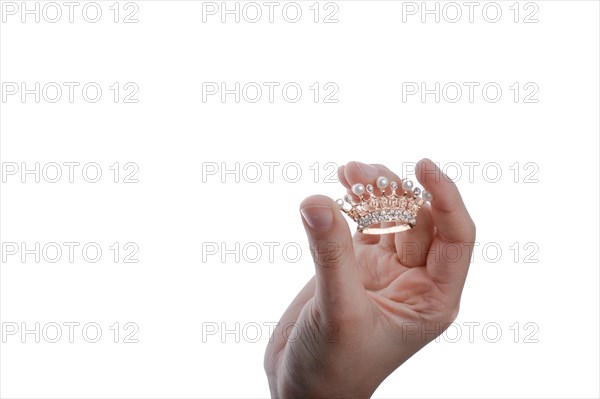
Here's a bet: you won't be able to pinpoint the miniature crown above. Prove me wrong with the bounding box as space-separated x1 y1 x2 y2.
336 176 432 235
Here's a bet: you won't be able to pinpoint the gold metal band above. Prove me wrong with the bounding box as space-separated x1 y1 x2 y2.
359 223 414 235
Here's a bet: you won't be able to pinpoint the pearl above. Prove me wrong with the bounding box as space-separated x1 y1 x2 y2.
335 198 345 208
402 180 414 191
422 190 433 202
376 176 389 189
352 183 366 196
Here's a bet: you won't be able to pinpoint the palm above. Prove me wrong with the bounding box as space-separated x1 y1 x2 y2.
353 232 447 326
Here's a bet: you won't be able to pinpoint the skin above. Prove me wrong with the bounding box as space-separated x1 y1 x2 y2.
264 159 476 398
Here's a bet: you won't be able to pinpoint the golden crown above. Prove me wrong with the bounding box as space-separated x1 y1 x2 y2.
336 176 432 235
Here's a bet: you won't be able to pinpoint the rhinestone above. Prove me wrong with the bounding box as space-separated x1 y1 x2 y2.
366 184 374 193
390 181 398 190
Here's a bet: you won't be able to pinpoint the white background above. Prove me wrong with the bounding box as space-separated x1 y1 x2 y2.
0 0 599 398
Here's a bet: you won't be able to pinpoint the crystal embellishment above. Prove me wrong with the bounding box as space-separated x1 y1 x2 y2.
337 175 432 235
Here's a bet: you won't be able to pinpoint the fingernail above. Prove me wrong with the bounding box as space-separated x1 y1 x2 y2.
353 161 379 180
301 205 334 231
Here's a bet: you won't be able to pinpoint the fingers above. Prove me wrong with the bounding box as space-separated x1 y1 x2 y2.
339 162 435 262
338 159 475 289
337 165 348 187
368 163 428 254
300 195 366 318
415 158 476 286
341 161 381 191
338 162 380 245
394 204 435 267
416 159 476 244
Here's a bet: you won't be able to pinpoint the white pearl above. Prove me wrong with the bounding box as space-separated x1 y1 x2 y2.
402 180 414 191
335 198 345 208
376 176 389 189
422 190 433 202
352 183 365 196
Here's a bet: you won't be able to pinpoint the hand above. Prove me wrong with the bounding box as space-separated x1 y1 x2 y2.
264 159 476 398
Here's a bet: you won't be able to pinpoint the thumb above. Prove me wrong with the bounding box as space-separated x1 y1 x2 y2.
300 195 364 317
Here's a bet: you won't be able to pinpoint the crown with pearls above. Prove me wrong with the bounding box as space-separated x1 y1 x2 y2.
336 176 432 235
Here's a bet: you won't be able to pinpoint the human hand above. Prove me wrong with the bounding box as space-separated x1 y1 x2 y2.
264 159 476 398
